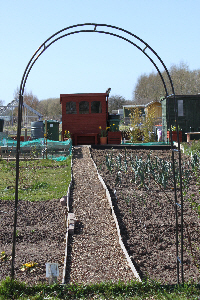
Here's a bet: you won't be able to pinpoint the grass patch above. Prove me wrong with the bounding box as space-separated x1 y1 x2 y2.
0 277 200 299
0 156 71 201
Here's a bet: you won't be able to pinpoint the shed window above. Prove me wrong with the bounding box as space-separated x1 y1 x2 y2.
91 101 102 113
79 101 89 114
66 101 77 114
178 100 184 116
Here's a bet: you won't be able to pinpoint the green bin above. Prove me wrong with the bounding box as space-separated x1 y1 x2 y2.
0 119 4 132
109 119 120 131
45 120 59 141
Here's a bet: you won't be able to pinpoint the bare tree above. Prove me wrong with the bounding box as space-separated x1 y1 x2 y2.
108 95 133 113
13 87 39 110
133 62 200 104
38 98 61 120
133 71 166 104
170 62 200 94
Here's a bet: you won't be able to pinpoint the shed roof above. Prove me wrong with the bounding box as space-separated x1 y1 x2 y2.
160 94 200 101
123 104 146 108
60 93 109 103
123 100 160 109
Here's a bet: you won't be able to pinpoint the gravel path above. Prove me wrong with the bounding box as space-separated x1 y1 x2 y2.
65 146 135 284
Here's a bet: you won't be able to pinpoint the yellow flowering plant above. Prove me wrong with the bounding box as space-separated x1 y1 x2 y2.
99 126 109 137
0 251 10 261
64 130 71 138
109 123 119 132
168 125 181 131
21 261 38 272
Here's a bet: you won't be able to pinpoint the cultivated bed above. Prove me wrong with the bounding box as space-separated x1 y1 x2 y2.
90 148 200 284
0 199 65 285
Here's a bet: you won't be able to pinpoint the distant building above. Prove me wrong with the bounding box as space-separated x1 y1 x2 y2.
145 101 162 125
117 109 123 118
161 95 200 142
123 104 146 125
123 101 162 126
111 109 123 118
111 110 118 114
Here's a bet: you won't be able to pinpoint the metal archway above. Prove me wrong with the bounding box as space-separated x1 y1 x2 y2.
12 23 184 284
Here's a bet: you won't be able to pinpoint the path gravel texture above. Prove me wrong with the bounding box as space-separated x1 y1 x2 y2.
65 146 135 284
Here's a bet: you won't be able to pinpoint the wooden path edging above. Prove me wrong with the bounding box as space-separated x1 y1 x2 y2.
89 147 141 282
62 155 73 283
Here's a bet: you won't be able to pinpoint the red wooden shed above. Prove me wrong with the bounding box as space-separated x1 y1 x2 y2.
60 93 109 145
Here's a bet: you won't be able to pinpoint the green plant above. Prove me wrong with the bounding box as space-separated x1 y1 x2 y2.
64 130 71 138
21 261 38 273
168 125 181 131
30 145 39 158
0 251 10 262
0 277 27 299
103 148 200 276
0 277 200 299
99 126 109 137
129 106 143 142
142 108 156 142
129 106 156 143
109 123 119 132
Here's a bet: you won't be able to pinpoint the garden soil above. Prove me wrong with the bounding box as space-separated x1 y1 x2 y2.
91 148 200 284
1 148 199 285
0 199 65 285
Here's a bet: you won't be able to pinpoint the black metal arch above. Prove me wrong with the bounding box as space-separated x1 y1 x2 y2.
19 23 175 97
12 23 183 284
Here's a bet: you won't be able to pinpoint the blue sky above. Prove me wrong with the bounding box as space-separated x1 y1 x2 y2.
1 0 200 105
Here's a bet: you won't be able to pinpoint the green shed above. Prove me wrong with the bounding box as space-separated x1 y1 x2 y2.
161 95 200 142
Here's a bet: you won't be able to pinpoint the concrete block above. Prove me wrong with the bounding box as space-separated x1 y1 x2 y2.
68 213 76 234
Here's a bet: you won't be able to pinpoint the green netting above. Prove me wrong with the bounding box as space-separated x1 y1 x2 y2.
0 136 72 159
0 133 17 147
123 142 169 146
20 138 71 147
48 155 69 161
